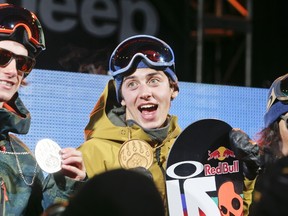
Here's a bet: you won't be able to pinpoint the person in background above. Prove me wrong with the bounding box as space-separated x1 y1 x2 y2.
230 73 288 215
258 73 288 164
250 73 288 215
0 3 86 216
58 44 109 75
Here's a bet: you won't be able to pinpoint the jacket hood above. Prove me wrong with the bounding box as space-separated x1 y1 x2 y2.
84 80 180 143
84 79 122 141
0 92 31 140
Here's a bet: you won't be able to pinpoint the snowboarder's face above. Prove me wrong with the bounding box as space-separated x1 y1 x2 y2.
0 40 28 107
121 68 178 129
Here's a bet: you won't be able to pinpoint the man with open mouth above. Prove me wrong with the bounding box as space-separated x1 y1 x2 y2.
78 34 180 215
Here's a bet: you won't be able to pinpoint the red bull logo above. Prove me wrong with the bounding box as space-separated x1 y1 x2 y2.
206 146 238 176
204 161 239 176
208 146 235 161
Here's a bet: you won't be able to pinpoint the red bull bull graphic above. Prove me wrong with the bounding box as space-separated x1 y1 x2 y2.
207 149 221 160
208 146 235 161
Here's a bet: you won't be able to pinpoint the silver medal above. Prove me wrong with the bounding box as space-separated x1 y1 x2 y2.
35 138 62 173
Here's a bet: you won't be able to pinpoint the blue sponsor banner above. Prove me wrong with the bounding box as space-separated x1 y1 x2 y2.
18 69 267 151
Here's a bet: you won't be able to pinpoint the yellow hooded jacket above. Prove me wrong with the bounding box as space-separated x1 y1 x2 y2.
78 80 181 206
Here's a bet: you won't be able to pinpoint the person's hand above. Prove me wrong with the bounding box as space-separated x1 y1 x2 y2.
60 148 86 181
229 128 261 180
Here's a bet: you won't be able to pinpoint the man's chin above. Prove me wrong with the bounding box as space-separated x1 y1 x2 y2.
140 121 163 130
0 94 14 104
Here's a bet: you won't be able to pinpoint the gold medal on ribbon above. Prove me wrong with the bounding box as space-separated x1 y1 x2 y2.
118 139 154 169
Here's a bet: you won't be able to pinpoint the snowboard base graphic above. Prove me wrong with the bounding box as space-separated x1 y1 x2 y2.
166 119 244 216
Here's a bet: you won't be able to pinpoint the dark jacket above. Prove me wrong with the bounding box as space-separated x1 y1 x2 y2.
0 93 83 216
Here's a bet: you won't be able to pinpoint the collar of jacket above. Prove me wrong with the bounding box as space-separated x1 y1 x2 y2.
0 93 31 141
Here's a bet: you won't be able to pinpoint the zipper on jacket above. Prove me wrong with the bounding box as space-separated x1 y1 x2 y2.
0 177 8 216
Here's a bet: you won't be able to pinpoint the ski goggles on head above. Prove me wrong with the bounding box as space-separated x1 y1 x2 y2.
0 47 35 77
109 35 175 77
0 4 45 54
267 73 288 110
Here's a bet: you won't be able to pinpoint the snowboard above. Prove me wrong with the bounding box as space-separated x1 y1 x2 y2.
166 119 244 216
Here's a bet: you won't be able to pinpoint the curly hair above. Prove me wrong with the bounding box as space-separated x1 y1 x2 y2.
257 121 283 164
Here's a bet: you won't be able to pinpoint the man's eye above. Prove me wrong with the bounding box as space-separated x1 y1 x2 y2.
149 78 159 84
127 81 137 88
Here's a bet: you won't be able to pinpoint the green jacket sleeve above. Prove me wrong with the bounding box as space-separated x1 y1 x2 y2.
41 172 87 209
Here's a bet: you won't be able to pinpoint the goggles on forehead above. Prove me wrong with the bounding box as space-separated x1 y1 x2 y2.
267 73 288 110
109 35 175 77
0 3 45 56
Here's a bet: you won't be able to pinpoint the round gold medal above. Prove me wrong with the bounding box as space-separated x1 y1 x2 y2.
118 139 154 169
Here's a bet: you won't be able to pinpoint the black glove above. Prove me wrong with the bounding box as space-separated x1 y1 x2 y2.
229 129 261 180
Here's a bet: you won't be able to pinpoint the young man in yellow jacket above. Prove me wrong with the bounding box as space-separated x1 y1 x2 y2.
78 34 259 215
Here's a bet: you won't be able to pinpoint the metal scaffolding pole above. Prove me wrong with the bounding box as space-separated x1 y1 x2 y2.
245 0 253 86
195 0 253 86
196 0 203 83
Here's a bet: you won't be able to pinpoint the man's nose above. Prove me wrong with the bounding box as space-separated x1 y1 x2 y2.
139 84 152 99
3 59 18 77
